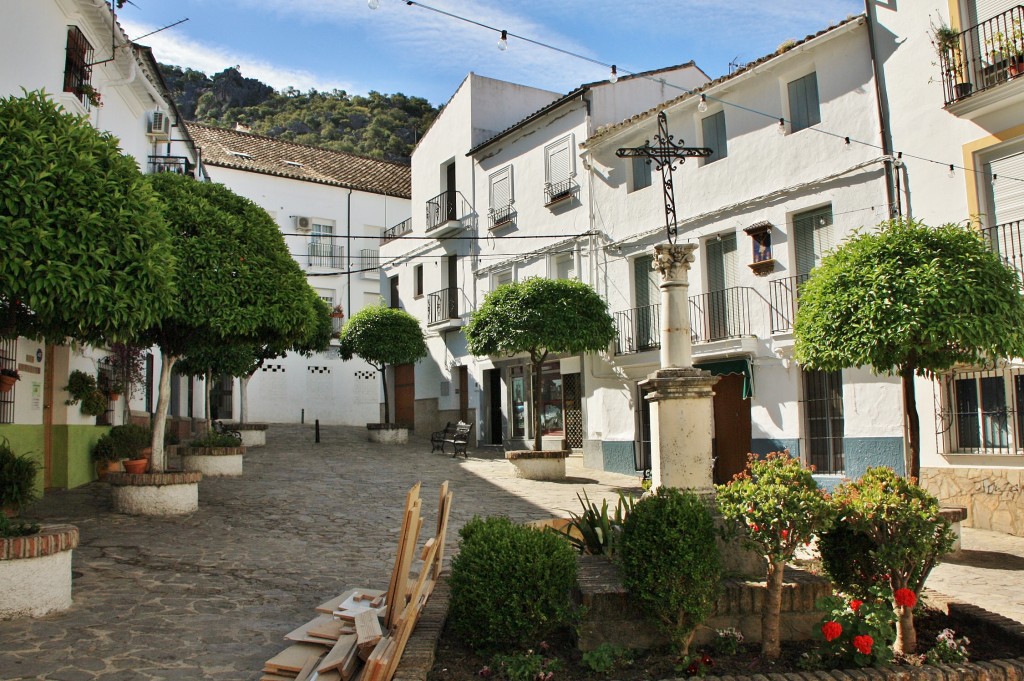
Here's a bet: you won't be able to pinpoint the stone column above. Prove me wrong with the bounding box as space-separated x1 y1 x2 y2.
639 243 719 495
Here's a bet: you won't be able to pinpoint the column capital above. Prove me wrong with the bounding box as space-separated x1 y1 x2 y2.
653 243 698 283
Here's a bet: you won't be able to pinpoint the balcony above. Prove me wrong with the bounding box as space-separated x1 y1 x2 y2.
488 204 516 230
939 6 1024 108
149 155 193 177
613 304 661 355
544 178 577 206
427 287 463 330
689 287 757 344
768 274 810 334
307 236 343 269
984 219 1024 281
381 218 412 245
426 191 473 237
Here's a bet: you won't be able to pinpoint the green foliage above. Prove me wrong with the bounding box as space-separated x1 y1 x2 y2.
64 370 106 416
91 434 118 463
551 490 636 557
338 304 427 370
490 648 563 681
711 628 744 656
0 514 40 538
925 628 970 664
716 452 834 563
618 488 721 654
189 431 243 448
159 64 438 162
794 218 1024 375
103 343 147 397
818 520 883 600
581 644 630 674
107 424 152 460
448 516 577 653
80 389 108 417
815 593 896 667
0 438 40 511
0 90 176 343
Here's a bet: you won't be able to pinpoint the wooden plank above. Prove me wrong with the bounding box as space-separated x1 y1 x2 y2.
338 641 362 681
259 674 293 681
389 507 422 628
317 634 357 674
418 537 435 560
360 636 392 681
316 673 342 681
384 483 420 627
433 489 452 580
316 588 384 615
293 653 324 681
286 615 343 645
266 643 329 674
308 618 355 642
354 609 383 647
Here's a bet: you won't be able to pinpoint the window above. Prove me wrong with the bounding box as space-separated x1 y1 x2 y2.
308 221 341 268
0 338 16 424
510 365 527 438
361 249 380 279
801 369 844 474
553 253 574 280
943 368 1024 453
544 135 575 203
63 26 94 107
489 166 514 228
389 275 399 309
792 205 834 276
414 264 424 297
494 269 513 290
787 72 821 133
701 111 728 164
631 156 652 192
318 291 342 334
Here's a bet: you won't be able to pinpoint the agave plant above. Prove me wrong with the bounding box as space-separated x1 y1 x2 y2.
552 490 637 557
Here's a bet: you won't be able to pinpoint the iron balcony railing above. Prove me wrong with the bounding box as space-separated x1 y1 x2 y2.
488 204 516 229
148 155 193 176
614 304 661 355
308 236 343 268
426 191 472 232
544 178 576 205
768 274 810 334
381 218 412 245
689 287 756 344
939 6 1024 106
427 287 460 325
983 219 1024 281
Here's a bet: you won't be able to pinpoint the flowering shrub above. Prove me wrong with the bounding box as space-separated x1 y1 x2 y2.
925 628 970 664
675 653 714 678
716 451 835 659
711 628 744 656
815 592 895 667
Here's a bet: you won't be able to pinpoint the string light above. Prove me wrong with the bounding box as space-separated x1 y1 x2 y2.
498 29 508 51
697 94 708 113
778 118 786 136
948 164 956 178
609 65 618 84
844 136 851 151
367 0 379 8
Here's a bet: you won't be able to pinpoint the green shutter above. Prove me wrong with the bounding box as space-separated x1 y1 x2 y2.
788 72 820 133
793 206 833 276
702 111 727 163
634 255 657 307
632 156 652 190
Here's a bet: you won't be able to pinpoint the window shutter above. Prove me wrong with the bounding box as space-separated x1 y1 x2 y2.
634 255 658 307
546 137 573 184
788 72 821 133
990 151 1024 225
706 233 738 291
632 156 652 190
793 206 833 275
490 168 512 209
701 111 728 163
971 0 1019 25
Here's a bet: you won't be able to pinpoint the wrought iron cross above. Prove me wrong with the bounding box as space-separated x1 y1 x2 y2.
616 111 712 243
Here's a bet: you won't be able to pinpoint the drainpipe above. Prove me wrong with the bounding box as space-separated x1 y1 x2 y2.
864 2 899 219
346 188 353 317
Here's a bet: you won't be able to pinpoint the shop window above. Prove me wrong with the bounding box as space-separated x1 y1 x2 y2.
510 365 527 438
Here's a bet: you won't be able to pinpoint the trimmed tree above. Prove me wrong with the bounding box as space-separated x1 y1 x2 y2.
337 305 427 424
716 452 835 659
465 278 616 451
144 172 315 469
0 90 175 342
794 218 1024 480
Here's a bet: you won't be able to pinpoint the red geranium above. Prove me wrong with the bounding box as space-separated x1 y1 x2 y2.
853 634 874 655
821 621 842 642
894 588 917 608
850 599 863 612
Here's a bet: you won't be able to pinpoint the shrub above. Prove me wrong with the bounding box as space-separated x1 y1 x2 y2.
91 434 118 462
831 467 956 655
815 592 896 667
0 438 40 512
819 519 883 600
716 451 835 659
448 516 577 652
107 424 152 460
618 487 721 654
64 370 97 405
925 628 969 664
190 431 242 448
0 514 39 539
552 490 636 557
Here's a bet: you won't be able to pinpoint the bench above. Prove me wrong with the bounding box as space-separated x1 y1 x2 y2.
430 421 473 458
212 420 242 439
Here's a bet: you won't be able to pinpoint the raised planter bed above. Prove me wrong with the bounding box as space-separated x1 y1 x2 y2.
108 471 202 516
231 423 268 447
180 446 245 477
367 423 409 444
505 450 568 480
0 524 79 619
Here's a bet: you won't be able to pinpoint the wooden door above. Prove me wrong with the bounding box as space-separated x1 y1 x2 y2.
43 345 54 489
395 363 415 427
486 369 503 445
712 373 752 484
458 366 468 422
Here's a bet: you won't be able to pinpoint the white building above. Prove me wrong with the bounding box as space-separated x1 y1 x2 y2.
0 0 203 490
185 123 412 426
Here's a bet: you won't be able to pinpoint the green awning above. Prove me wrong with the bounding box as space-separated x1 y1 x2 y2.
694 358 753 399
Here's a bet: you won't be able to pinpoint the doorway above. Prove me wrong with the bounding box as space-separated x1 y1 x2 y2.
209 374 233 421
485 369 503 445
458 366 468 422
711 372 752 484
394 363 415 426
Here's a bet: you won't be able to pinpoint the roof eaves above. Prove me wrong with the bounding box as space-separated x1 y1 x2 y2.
467 86 589 156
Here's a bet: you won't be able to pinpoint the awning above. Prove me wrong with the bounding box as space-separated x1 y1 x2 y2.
694 358 753 399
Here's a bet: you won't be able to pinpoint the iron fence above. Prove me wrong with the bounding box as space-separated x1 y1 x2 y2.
689 286 755 343
613 304 661 355
768 274 810 333
938 6 1024 105
427 287 460 325
381 218 412 245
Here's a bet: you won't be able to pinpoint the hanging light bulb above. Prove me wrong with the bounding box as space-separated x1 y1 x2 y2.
844 136 851 151
367 0 379 8
948 164 956 178
609 65 618 83
697 94 708 113
498 30 508 51
778 117 786 135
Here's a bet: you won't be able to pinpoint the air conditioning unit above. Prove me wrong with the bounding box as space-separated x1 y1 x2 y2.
294 216 313 232
147 111 170 140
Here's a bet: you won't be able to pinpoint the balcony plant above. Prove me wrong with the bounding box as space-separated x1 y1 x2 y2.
932 23 972 97
64 370 107 417
0 368 19 393
987 18 1024 77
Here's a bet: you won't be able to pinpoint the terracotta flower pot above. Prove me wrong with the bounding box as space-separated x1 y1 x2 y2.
96 459 123 481
0 374 16 393
123 459 148 475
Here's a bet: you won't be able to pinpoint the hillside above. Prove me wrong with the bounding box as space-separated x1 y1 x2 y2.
159 64 437 162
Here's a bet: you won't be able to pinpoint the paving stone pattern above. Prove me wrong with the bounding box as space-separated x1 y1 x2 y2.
0 425 641 680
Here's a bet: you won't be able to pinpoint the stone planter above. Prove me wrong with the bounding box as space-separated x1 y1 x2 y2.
505 450 568 480
180 446 245 477
0 524 79 619
232 423 267 447
108 471 202 516
367 423 409 444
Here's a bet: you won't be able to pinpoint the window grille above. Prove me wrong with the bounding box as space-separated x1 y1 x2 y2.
937 365 1024 455
63 26 94 107
0 339 16 424
801 369 844 473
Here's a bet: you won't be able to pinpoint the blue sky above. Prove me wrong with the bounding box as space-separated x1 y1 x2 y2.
120 1 865 106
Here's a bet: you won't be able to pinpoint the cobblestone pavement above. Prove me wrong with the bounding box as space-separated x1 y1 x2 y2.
4 426 1024 680
0 425 642 681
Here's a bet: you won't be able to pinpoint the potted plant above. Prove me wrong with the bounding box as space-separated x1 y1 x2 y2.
0 368 19 394
107 424 152 474
64 370 108 417
987 18 1024 78
933 23 972 98
91 433 122 481
180 430 245 477
0 438 39 517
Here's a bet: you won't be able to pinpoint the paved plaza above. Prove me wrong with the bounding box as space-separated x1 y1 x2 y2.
2 425 1023 680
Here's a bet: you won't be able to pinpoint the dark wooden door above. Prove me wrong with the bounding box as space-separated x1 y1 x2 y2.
487 369 503 445
43 345 54 489
712 373 751 484
458 366 468 422
395 363 415 426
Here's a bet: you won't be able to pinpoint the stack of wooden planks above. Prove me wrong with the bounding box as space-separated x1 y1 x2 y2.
259 481 452 681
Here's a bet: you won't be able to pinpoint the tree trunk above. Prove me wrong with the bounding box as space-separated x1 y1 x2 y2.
762 558 785 659
901 366 920 481
381 366 390 425
204 369 212 430
240 375 249 424
531 352 545 451
894 604 917 655
150 352 177 473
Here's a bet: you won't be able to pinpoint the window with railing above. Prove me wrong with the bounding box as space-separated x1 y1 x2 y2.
689 287 754 343
308 224 342 268
381 218 412 244
938 6 1024 105
544 135 576 205
768 273 811 333
0 338 16 424
63 26 94 108
801 368 844 474
613 304 661 355
983 219 1024 281
427 287 459 324
937 366 1024 455
489 167 515 229
148 156 193 176
360 249 380 279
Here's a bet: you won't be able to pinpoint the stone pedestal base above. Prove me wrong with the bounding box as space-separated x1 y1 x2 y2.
0 524 79 620
506 451 568 480
233 423 267 447
108 472 202 516
181 447 244 477
367 424 409 444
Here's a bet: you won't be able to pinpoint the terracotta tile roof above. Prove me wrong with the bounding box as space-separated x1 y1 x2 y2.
186 123 411 198
584 15 865 148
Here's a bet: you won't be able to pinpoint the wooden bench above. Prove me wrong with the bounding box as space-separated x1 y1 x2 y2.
430 421 473 458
